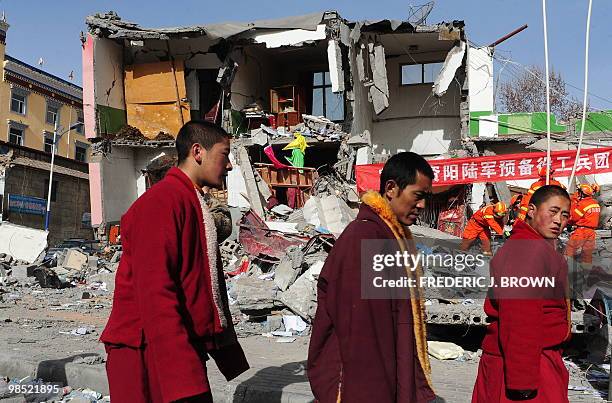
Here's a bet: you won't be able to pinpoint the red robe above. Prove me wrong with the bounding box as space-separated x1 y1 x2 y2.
472 220 570 402
100 167 248 403
308 203 435 403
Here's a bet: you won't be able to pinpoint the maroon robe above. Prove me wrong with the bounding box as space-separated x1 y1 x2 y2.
472 220 570 402
100 167 248 403
308 205 435 403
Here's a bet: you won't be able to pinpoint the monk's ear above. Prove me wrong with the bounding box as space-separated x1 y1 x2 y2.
527 203 536 220
191 143 205 164
384 180 398 199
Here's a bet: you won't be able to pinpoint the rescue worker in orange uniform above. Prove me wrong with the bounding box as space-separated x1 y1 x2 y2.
461 201 508 255
508 194 523 226
517 167 564 221
566 184 600 264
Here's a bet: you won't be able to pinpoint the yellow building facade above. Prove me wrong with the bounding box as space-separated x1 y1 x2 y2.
0 19 88 161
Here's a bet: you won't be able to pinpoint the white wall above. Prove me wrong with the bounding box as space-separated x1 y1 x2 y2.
94 38 125 111
229 46 276 111
370 53 461 156
100 147 138 224
467 46 494 112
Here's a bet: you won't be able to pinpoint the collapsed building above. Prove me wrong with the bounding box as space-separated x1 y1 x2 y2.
82 11 473 233
79 11 612 342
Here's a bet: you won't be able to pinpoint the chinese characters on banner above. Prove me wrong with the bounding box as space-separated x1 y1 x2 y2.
354 147 612 193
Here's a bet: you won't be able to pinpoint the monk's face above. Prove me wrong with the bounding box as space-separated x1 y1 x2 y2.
385 171 432 226
196 137 232 188
527 195 570 239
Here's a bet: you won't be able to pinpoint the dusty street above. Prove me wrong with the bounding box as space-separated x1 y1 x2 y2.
0 279 605 402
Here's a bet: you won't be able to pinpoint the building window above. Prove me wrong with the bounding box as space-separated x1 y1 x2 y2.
401 62 444 85
44 179 58 202
311 71 344 122
76 111 84 134
46 102 60 125
10 91 27 115
44 132 55 154
8 127 24 145
75 143 87 162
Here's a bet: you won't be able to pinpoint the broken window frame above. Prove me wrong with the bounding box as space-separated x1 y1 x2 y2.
10 90 27 115
399 61 445 86
8 127 24 146
311 71 345 122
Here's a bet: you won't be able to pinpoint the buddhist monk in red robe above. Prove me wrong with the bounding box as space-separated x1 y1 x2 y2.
472 185 571 402
308 152 437 403
100 121 249 403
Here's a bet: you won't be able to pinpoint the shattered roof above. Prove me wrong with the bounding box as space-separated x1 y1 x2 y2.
86 11 329 40
86 11 464 41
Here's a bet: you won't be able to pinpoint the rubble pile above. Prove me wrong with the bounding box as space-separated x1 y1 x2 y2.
0 239 119 295
224 214 333 335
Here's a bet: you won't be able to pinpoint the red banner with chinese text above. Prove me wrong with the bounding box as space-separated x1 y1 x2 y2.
355 147 612 193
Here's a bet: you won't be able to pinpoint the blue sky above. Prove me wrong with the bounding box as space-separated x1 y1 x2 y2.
3 0 611 110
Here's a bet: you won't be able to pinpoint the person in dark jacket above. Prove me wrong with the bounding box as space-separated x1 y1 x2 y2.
308 152 436 403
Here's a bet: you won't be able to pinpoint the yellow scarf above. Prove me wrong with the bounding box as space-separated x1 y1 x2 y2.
361 190 433 390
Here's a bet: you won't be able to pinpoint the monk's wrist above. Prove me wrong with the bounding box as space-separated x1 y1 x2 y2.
506 388 537 400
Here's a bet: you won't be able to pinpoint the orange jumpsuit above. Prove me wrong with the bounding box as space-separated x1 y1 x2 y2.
517 178 564 221
461 205 505 254
565 196 600 263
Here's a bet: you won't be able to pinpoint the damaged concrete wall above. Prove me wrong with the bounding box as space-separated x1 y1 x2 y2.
350 43 374 139
92 37 126 135
229 43 329 112
371 53 461 156
467 46 494 138
229 46 277 112
97 147 139 225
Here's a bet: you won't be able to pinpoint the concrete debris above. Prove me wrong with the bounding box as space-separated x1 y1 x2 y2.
271 204 294 216
230 276 282 313
427 341 465 360
279 266 319 322
301 114 345 138
0 223 48 264
283 315 308 333
274 245 305 291
303 195 355 237
432 41 466 97
367 41 390 114
63 249 89 271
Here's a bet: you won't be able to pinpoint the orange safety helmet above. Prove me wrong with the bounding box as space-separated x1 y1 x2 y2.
510 194 523 206
579 184 594 197
494 201 508 217
538 166 555 178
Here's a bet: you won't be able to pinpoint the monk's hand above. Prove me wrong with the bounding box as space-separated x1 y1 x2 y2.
506 388 537 400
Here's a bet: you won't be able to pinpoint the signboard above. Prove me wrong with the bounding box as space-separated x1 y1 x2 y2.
355 146 612 193
7 194 47 216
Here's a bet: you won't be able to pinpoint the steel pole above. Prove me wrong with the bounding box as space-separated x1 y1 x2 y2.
44 120 58 231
